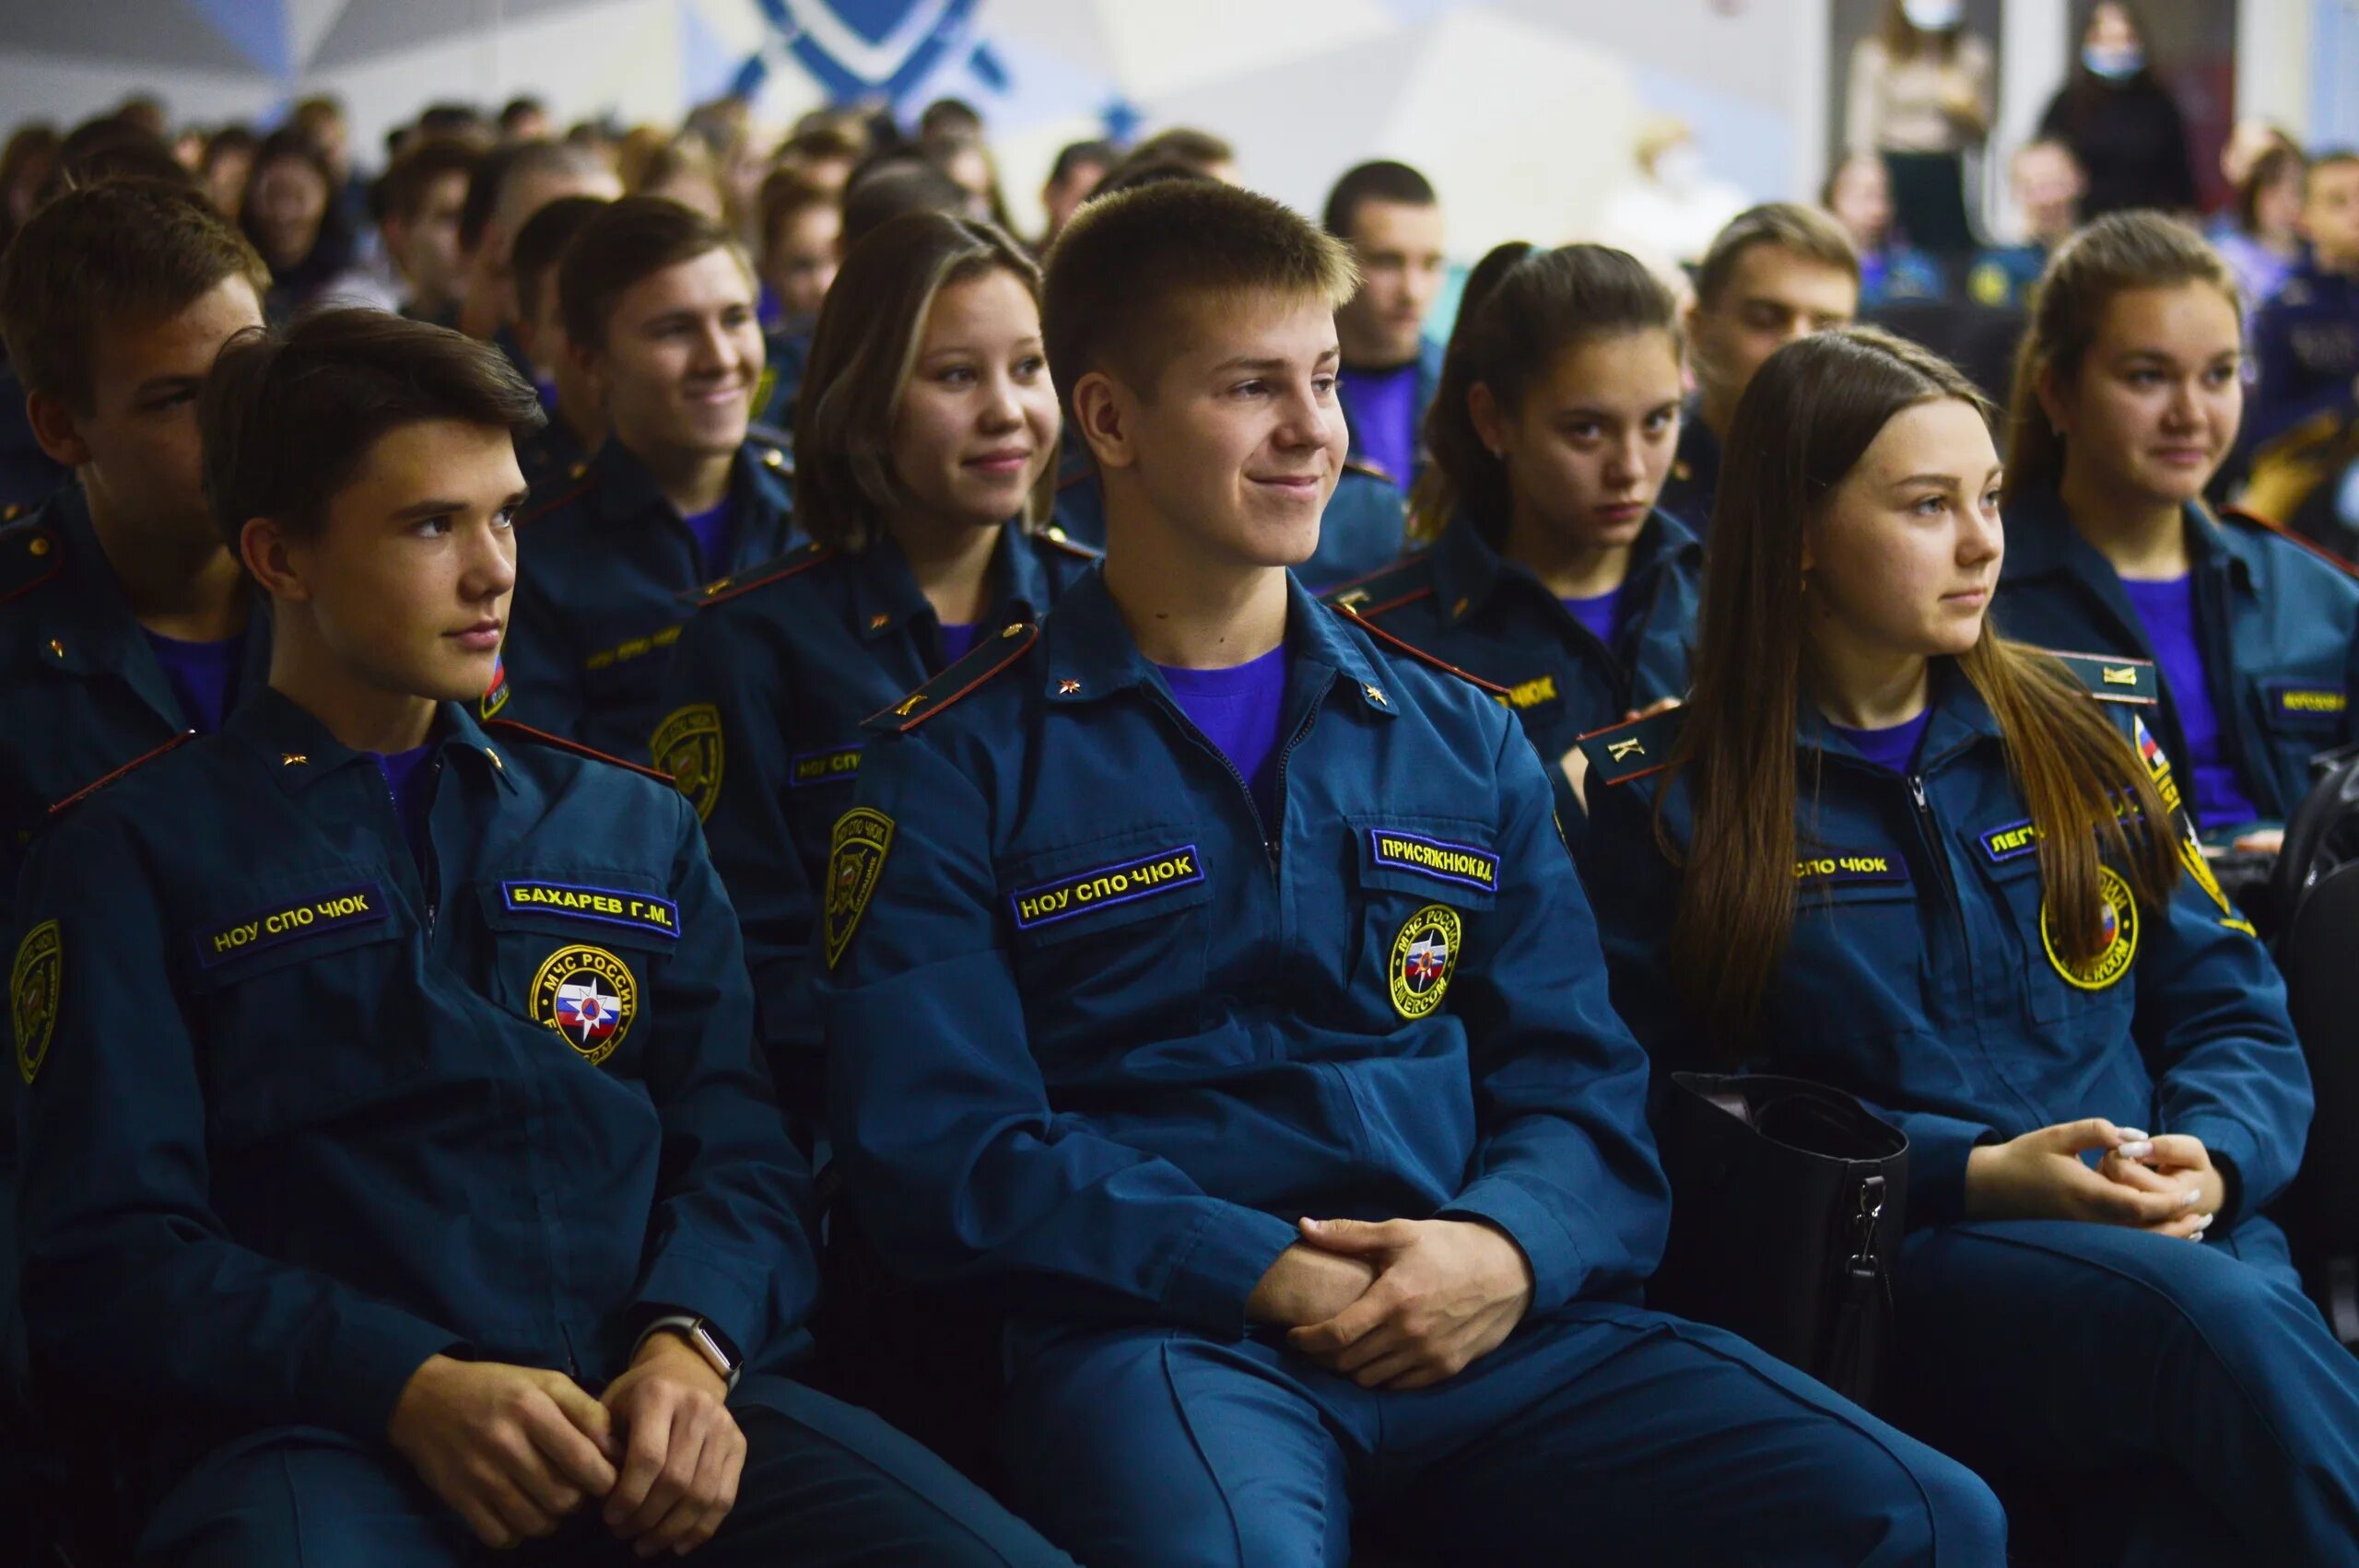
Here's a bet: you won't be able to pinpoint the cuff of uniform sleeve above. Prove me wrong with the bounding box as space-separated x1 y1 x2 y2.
1439 1178 1585 1316
636 1245 769 1369
1161 1206 1300 1338
2172 1117 2260 1226
317 1308 469 1442
1893 1111 2000 1228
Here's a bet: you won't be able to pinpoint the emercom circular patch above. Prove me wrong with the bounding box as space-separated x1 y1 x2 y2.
2040 865 2139 991
530 943 638 1066
11 919 60 1086
1389 904 1461 1020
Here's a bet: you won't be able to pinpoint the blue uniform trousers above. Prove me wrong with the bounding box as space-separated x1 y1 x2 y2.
136 1375 1072 1568
1892 1217 2359 1566
998 1301 2005 1567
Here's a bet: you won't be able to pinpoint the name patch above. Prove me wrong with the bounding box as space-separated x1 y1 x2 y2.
1011 846 1203 930
197 883 386 967
2269 683 2349 720
1367 830 1499 894
789 744 863 788
1981 819 2042 863
1793 852 1908 887
500 881 681 941
1495 674 1559 711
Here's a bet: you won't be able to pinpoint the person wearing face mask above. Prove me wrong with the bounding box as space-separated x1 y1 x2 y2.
1578 322 2359 1568
1991 213 2359 847
652 212 1097 1125
1845 0 1992 261
501 197 797 762
2037 0 2198 221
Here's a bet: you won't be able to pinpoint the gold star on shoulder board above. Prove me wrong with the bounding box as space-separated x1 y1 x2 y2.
281 753 308 766
1364 685 1389 706
1057 678 1081 695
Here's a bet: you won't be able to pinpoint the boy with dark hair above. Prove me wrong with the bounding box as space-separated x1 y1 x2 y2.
507 193 609 494
503 197 793 759
1323 158 1444 565
2250 152 2359 453
1661 201 1860 535
374 135 482 326
454 140 620 353
10 305 1070 1568
0 179 271 882
826 176 2004 1565
1039 138 1116 246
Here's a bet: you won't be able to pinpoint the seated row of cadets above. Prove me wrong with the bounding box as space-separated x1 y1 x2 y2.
6 301 1073 1564
1571 321 2359 1562
655 212 1097 1122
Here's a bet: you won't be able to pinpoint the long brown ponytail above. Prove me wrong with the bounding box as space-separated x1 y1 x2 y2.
1408 242 1678 546
1669 325 2178 1053
2002 210 2241 505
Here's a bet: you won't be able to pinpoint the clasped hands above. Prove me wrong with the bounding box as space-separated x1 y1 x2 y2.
388 1330 743 1557
1964 1117 2225 1240
1249 1215 1536 1391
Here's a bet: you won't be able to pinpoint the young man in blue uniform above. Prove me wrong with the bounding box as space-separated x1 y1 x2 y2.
503 197 796 761
8 307 1068 1567
506 193 609 499
0 180 273 883
824 176 2004 1567
1661 203 1859 537
2249 151 2359 455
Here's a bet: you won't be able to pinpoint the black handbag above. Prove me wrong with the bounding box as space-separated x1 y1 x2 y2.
1647 1071 1908 1409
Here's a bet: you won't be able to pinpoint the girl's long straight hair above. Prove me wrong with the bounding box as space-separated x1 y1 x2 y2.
1666 325 2178 1052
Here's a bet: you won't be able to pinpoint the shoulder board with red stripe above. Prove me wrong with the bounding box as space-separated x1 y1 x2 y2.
517 476 594 528
482 719 675 785
0 521 64 610
2032 647 2159 704
1575 708 1684 789
863 620 1039 734
1035 526 1102 561
1342 454 1400 486
689 543 835 610
47 731 197 817
1320 557 1429 618
2220 507 2359 579
1328 596 1507 698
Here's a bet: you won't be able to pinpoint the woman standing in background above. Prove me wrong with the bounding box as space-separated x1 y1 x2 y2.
1845 0 1993 260
2038 1 2198 219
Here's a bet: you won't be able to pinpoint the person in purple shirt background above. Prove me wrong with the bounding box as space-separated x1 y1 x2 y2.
1325 160 1449 493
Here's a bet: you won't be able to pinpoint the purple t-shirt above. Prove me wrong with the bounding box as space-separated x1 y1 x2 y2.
1561 588 1625 649
1157 644 1290 821
937 621 980 664
681 496 734 579
2120 575 2261 829
142 628 246 735
1339 360 1421 487
1831 708 1935 775
370 743 439 867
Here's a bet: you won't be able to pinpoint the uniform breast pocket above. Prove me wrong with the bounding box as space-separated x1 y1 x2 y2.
1000 828 1214 1039
1966 832 2139 1027
185 873 418 1142
1783 851 1926 1036
1344 815 1499 1025
2254 673 2351 743
474 873 683 1070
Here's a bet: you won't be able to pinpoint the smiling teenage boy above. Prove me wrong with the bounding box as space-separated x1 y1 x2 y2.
8 307 1069 1568
824 178 2003 1566
502 197 796 759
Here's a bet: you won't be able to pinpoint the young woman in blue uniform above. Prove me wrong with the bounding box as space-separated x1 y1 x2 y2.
824 176 2004 1568
500 196 797 760
654 210 1096 1123
1579 324 2359 1563
7 308 1068 1567
1991 211 2359 838
1326 242 1700 832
